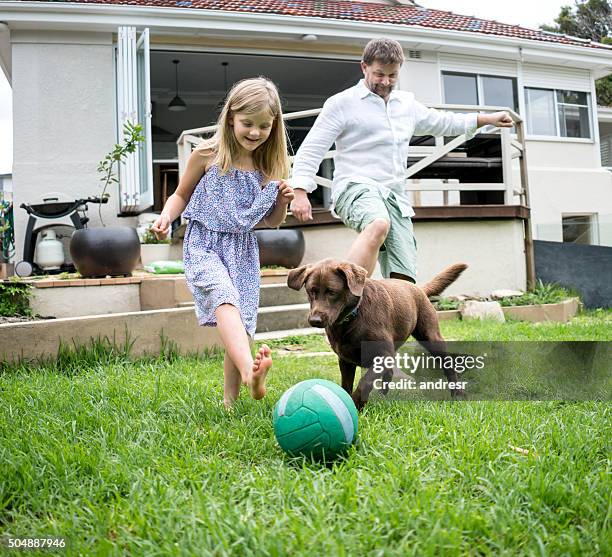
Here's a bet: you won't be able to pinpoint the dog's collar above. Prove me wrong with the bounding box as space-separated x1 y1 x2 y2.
336 297 362 325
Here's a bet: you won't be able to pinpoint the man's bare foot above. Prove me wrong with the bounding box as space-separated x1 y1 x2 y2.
250 344 272 399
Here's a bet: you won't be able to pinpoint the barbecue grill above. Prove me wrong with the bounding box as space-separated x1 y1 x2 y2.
15 192 107 277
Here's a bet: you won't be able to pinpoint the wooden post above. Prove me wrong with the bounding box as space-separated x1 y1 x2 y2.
515 119 536 290
500 128 514 205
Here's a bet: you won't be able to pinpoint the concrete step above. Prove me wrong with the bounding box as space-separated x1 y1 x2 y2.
177 283 307 309
256 303 311 333
259 283 307 307
254 327 325 341
177 300 311 333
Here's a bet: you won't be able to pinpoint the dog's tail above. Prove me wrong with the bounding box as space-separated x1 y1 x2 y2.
420 263 468 297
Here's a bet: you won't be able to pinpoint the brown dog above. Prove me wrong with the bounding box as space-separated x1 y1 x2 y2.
287 260 468 410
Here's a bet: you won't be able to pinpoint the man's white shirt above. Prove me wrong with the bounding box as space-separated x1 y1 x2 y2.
290 79 478 217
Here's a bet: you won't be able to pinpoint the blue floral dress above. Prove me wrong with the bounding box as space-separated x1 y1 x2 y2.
183 165 279 336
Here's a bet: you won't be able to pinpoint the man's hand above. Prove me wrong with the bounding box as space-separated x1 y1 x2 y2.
290 188 313 222
277 180 295 206
478 111 514 128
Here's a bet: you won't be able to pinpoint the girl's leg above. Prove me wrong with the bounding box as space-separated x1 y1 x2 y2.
215 303 272 401
223 353 242 409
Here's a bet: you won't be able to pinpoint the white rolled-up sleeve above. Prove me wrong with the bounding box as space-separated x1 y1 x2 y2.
290 97 345 193
413 100 478 140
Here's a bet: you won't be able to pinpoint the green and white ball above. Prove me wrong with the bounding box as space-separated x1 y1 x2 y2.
273 379 358 459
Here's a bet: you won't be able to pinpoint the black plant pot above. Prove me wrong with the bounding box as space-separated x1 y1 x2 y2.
255 229 305 269
70 226 141 278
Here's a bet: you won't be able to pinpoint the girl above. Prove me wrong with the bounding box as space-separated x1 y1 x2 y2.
151 77 294 408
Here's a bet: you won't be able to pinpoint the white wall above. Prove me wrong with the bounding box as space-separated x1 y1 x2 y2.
399 53 441 105
300 221 527 295
528 167 612 246
11 30 137 263
399 50 612 247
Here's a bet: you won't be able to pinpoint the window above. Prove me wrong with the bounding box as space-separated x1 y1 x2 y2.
442 72 518 111
562 214 598 245
525 87 591 139
443 73 478 105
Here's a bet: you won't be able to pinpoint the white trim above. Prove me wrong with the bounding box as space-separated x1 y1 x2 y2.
516 59 526 122
116 26 140 212
598 106 612 124
439 53 518 76
0 23 11 84
526 136 594 143
2 2 612 70
137 27 153 211
148 43 360 62
590 71 602 165
552 88 560 136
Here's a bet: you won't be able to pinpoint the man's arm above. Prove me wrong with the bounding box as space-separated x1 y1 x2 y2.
291 96 344 192
477 112 514 128
290 97 344 222
413 100 513 139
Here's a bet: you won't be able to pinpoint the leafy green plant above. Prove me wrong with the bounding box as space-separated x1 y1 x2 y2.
433 298 461 311
0 194 15 263
0 279 33 317
96 121 145 226
498 280 577 307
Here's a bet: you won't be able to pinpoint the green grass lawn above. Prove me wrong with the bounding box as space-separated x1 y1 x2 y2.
1 311 610 556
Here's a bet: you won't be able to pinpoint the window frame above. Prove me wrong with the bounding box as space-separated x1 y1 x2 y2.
524 86 593 141
561 213 599 245
441 71 519 112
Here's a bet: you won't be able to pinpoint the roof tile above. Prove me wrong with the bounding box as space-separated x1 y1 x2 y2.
28 0 612 50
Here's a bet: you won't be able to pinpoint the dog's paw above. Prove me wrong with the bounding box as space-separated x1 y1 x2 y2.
451 388 467 400
352 394 365 412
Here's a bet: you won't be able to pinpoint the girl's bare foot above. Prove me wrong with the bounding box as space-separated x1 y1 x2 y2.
250 344 272 399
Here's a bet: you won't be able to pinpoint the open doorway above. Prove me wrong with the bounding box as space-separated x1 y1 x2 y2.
149 50 361 212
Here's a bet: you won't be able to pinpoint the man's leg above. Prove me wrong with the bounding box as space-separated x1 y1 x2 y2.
379 194 418 282
335 184 391 277
346 218 389 277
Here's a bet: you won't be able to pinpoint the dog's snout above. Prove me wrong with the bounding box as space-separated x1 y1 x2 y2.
308 314 325 328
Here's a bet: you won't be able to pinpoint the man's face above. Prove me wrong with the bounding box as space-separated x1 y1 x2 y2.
361 60 400 100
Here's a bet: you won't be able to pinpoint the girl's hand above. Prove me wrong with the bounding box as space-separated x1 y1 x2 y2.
150 213 171 240
277 180 294 206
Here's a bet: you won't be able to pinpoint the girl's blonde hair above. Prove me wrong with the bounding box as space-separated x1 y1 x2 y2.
196 77 290 180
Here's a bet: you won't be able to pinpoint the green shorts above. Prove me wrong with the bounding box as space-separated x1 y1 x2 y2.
334 183 417 280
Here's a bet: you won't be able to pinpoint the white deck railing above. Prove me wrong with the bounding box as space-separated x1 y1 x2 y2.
177 104 528 206
177 103 534 285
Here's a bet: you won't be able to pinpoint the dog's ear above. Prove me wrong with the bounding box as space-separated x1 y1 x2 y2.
336 262 367 297
287 264 312 291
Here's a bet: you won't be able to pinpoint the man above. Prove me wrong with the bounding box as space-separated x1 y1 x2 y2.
290 37 513 282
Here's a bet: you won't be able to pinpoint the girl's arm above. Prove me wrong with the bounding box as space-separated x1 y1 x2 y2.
151 146 213 238
264 181 294 228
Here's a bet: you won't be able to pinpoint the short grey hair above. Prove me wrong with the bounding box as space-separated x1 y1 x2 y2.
362 38 404 66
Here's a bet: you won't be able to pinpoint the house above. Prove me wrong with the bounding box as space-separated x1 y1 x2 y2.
1 0 611 294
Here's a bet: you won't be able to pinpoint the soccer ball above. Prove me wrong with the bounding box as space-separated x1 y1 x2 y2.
273 379 358 459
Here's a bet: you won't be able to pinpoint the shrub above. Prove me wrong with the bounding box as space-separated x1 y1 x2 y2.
498 281 577 307
0 280 33 317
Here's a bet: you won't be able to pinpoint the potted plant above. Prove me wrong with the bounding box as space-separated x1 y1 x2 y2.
140 225 173 267
0 194 15 278
69 122 144 278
